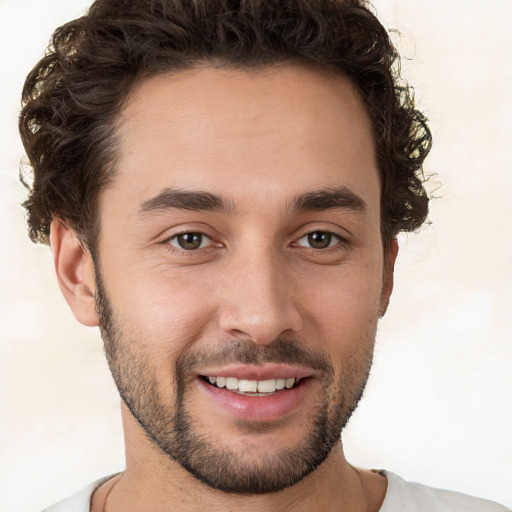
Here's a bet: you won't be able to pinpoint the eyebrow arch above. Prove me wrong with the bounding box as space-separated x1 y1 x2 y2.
139 188 237 215
290 187 368 213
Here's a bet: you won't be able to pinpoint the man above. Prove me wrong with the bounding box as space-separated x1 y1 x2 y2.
17 0 509 511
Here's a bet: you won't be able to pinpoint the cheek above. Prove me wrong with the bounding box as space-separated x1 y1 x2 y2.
304 257 384 317
299 261 384 351
105 266 219 361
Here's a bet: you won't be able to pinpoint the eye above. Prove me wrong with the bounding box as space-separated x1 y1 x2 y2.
296 231 340 249
168 232 211 250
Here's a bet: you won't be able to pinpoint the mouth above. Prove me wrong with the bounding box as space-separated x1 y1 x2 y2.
200 375 304 396
196 368 313 422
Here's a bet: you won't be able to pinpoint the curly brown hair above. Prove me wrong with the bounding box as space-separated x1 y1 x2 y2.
19 0 431 252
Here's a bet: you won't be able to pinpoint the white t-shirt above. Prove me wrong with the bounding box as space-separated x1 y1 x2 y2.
42 471 510 511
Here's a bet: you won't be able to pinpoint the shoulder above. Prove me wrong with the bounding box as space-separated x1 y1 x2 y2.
41 475 115 512
379 471 510 512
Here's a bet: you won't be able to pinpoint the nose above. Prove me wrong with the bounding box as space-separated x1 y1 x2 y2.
218 248 303 345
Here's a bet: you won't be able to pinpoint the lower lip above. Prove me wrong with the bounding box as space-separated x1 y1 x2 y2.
197 378 311 422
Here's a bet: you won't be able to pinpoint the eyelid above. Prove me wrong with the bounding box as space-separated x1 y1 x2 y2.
161 225 225 257
158 223 218 243
167 232 212 250
292 222 350 243
294 231 342 249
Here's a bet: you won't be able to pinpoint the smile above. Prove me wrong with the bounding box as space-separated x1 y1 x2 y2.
202 376 302 394
196 364 314 421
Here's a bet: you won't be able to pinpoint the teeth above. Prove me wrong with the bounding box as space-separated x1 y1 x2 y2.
239 380 257 392
226 377 239 390
257 379 277 393
205 376 299 393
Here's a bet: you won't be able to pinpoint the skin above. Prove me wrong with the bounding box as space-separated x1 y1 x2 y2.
51 64 397 511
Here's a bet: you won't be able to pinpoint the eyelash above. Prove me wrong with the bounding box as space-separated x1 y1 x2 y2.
166 232 216 252
164 229 345 253
294 231 343 250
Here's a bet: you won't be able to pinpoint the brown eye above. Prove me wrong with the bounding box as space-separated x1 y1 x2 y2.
297 231 338 249
308 232 332 249
170 232 208 250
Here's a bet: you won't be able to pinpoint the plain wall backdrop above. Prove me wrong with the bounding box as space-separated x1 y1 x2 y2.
0 1 511 510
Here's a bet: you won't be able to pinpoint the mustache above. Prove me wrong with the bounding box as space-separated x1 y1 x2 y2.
177 338 332 375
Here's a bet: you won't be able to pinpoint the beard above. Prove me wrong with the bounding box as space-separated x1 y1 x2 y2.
94 269 375 495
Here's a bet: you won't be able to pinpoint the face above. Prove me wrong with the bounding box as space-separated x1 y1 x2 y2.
93 65 395 493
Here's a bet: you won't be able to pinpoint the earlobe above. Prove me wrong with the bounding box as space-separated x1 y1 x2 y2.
379 237 399 317
50 219 99 327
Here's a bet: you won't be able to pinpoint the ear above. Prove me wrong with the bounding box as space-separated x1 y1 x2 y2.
379 237 399 317
50 219 99 327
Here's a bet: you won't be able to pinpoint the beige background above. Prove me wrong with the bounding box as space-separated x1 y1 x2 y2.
1 0 511 510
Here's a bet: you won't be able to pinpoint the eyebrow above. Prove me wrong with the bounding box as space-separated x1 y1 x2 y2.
139 188 237 215
138 185 367 216
289 187 367 214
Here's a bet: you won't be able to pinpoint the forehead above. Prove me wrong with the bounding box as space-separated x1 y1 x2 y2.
109 64 378 215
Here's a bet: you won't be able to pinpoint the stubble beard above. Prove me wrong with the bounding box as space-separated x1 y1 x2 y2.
94 269 376 494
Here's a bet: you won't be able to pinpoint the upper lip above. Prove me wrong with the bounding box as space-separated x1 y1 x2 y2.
198 364 314 381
